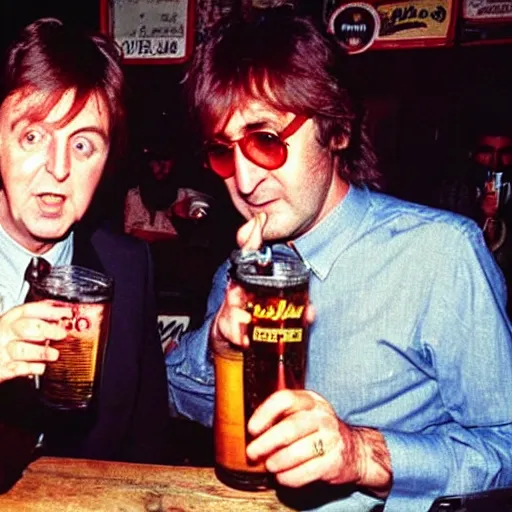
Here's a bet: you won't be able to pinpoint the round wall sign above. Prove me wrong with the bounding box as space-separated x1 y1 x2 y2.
328 3 381 54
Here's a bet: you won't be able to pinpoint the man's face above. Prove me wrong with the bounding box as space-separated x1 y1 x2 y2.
149 159 173 181
473 135 512 171
0 88 110 253
216 101 348 241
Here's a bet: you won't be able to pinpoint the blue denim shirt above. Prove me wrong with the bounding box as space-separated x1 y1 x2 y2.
167 185 512 512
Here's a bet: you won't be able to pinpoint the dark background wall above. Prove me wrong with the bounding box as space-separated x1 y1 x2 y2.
1 0 511 208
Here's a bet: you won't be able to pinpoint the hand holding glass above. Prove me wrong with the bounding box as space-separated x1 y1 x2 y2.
28 266 113 410
214 249 310 490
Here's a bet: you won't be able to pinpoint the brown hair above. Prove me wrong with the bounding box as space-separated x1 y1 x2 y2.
1 17 126 171
185 6 382 189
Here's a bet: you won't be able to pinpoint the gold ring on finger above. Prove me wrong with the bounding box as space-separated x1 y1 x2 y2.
313 438 325 457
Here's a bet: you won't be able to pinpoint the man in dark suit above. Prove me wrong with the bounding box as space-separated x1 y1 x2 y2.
0 18 170 489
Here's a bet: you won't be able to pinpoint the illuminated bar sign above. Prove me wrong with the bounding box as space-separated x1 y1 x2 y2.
327 0 458 53
459 0 512 44
328 3 381 54
463 0 512 21
100 0 195 64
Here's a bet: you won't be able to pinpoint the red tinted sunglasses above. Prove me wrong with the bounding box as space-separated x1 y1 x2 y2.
205 115 309 179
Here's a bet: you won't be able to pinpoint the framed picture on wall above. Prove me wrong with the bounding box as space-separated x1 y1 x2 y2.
459 0 512 45
100 0 195 64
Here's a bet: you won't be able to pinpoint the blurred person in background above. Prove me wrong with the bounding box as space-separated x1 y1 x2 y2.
440 116 512 315
123 140 178 242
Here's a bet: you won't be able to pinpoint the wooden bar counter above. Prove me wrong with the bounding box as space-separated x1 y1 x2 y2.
0 457 294 511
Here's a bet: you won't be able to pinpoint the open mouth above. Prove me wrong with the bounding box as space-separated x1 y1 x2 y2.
39 193 64 204
37 193 65 215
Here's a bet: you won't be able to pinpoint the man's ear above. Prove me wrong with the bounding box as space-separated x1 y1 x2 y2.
329 134 349 151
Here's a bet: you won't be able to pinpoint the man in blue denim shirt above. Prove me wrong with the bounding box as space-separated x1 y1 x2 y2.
167 5 512 511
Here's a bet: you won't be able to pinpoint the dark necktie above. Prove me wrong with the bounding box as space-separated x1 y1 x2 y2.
24 257 51 303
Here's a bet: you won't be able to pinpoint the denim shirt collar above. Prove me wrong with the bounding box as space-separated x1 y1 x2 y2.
290 184 371 280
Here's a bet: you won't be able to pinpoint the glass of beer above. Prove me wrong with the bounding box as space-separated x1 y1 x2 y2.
213 337 268 490
28 265 113 410
214 248 310 491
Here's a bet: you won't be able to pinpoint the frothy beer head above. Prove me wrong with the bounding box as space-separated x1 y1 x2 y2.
231 248 310 289
31 266 114 303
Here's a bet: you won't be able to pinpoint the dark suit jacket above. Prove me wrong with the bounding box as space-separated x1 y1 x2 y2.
0 226 171 490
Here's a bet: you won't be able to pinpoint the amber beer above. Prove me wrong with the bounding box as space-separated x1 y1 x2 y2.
214 250 310 491
243 269 310 419
29 266 113 410
213 338 268 490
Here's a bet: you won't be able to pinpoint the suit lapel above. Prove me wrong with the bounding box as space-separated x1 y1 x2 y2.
71 228 105 273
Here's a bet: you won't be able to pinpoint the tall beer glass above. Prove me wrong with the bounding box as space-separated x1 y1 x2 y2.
29 266 113 410
215 249 310 490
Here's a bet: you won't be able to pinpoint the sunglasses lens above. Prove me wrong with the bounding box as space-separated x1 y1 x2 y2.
243 132 287 170
206 144 235 178
206 130 289 178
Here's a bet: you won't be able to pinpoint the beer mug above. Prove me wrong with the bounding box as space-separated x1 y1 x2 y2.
214 247 310 491
478 170 511 215
28 265 113 410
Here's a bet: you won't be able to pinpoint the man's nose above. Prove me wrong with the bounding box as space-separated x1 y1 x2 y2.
489 150 506 171
45 138 70 182
496 153 507 171
232 145 267 195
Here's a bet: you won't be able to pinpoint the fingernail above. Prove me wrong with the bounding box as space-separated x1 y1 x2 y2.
47 348 59 361
245 442 256 460
257 212 267 228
